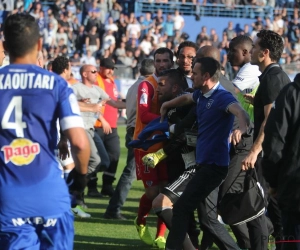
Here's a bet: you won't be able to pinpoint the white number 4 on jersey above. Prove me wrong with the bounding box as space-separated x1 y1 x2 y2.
2 96 27 137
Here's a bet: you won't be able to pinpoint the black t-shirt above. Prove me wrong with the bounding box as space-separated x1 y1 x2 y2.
253 63 291 140
87 33 98 46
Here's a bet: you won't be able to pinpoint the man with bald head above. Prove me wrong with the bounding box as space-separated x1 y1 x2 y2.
196 45 235 95
71 64 109 186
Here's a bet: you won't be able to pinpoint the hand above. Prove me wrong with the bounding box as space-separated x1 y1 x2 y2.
101 119 112 134
79 98 91 103
241 151 258 170
231 128 246 145
160 103 168 122
92 103 103 113
57 138 70 160
243 94 254 105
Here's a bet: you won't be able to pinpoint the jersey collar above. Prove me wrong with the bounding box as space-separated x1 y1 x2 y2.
203 82 220 98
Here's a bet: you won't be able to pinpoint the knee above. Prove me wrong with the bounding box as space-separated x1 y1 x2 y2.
152 194 166 209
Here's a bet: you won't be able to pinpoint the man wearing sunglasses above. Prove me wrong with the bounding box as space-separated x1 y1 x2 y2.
72 64 109 185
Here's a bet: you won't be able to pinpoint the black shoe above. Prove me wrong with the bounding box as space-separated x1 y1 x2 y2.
87 189 103 198
103 212 127 220
101 185 114 197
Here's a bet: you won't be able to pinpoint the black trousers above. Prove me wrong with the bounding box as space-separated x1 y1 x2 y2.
218 150 269 250
95 128 120 180
166 164 239 250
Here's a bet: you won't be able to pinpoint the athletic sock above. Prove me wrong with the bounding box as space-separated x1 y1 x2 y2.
156 217 167 238
155 207 173 229
137 193 152 225
156 207 196 250
63 169 72 181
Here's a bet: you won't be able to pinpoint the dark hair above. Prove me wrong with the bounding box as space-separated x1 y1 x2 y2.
193 57 221 83
47 60 53 71
176 41 199 58
140 58 155 76
153 47 174 62
160 69 189 90
230 35 253 48
3 13 40 59
52 56 70 75
256 29 284 62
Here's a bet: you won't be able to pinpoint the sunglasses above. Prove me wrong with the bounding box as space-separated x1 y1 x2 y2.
88 70 97 74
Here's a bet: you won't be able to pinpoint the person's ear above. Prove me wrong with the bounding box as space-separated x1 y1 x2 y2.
37 38 43 51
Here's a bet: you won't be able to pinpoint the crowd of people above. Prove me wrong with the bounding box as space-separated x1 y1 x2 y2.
1 0 300 80
0 2 300 250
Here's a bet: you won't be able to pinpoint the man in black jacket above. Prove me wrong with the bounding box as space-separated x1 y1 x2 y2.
262 76 300 250
242 30 291 249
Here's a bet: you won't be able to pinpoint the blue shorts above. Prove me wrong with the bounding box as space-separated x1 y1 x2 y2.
0 210 74 250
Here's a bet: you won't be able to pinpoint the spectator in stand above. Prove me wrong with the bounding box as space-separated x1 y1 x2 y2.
71 16 81 34
43 22 57 49
66 0 77 15
98 0 108 24
116 13 129 43
85 25 100 56
56 27 68 46
89 0 101 19
85 11 102 33
103 29 116 53
118 49 137 78
115 41 127 63
105 17 118 34
29 2 42 19
140 35 153 57
173 10 185 33
223 21 237 40
126 17 141 40
154 9 164 32
133 48 146 78
140 12 154 38
70 51 81 66
241 24 251 36
163 14 175 40
109 1 123 21
126 37 139 54
264 16 274 30
196 26 210 47
75 25 86 54
273 14 284 33
157 36 167 48
210 34 219 48
80 49 97 66
58 13 71 33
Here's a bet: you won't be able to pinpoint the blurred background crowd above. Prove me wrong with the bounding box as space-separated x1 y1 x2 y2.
0 0 300 80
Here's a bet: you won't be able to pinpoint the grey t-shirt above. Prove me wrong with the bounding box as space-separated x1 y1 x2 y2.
72 82 109 129
126 76 145 129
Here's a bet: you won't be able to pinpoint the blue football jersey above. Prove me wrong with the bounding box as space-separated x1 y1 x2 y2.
0 64 84 219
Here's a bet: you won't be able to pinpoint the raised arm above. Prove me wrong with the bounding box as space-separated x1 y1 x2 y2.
160 93 194 122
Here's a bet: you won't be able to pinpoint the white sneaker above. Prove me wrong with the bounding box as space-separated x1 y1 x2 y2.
72 206 91 218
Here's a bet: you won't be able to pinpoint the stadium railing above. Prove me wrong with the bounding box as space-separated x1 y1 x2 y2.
135 0 295 19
